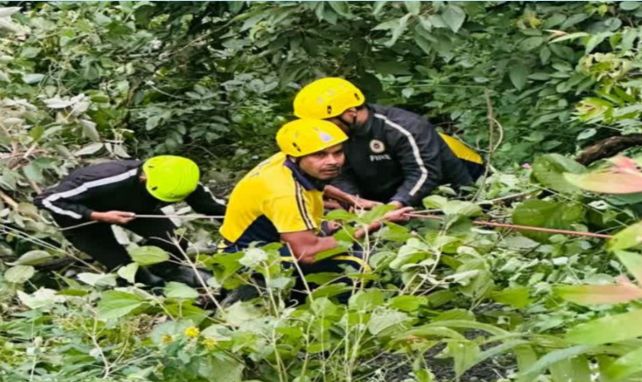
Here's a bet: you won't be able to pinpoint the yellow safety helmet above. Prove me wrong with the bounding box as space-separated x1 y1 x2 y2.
293 77 366 119
142 155 200 202
276 119 348 157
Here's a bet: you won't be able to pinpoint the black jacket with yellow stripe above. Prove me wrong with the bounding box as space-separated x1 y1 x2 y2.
332 104 484 206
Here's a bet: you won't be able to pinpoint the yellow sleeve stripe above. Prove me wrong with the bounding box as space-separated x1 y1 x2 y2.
439 133 484 164
295 182 315 230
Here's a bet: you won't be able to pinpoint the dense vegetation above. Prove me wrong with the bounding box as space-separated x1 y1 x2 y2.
3 2 642 381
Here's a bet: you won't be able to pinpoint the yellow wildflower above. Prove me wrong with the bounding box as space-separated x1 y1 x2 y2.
202 337 218 350
184 326 200 338
161 334 174 344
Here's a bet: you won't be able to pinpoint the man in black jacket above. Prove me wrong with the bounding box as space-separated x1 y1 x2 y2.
293 77 484 208
35 155 226 287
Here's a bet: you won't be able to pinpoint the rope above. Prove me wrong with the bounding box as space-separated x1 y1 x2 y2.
58 214 225 231
407 213 614 240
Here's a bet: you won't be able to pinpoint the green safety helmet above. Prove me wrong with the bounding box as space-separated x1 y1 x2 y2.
142 155 200 202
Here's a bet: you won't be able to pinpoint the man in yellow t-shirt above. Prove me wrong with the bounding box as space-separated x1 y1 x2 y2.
220 119 412 283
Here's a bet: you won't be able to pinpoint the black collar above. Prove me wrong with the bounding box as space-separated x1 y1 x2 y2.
283 159 326 191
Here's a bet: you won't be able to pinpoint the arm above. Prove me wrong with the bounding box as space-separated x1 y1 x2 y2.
35 165 139 221
323 185 381 210
389 119 443 206
353 206 414 239
184 183 226 217
280 230 338 264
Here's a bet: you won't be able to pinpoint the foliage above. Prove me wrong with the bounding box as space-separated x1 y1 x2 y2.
4 2 642 381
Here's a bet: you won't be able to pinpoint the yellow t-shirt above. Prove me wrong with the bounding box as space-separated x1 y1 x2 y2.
220 153 324 248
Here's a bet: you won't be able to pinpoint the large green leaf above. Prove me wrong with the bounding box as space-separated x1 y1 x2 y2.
604 346 642 380
532 154 585 193
519 345 594 378
128 246 170 266
615 250 642 284
566 309 642 345
509 62 528 90
4 265 35 283
512 199 585 243
7 250 52 266
609 224 642 251
97 290 147 320
441 5 466 33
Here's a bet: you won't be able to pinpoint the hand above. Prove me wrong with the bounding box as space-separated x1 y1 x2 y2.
91 210 136 224
352 198 382 210
296 253 316 265
388 200 404 209
383 206 414 223
324 221 343 233
323 198 344 210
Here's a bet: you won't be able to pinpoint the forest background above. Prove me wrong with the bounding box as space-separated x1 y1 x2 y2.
3 2 642 381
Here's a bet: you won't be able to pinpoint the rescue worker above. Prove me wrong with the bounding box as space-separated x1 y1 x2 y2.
293 77 485 208
35 155 226 287
219 119 412 301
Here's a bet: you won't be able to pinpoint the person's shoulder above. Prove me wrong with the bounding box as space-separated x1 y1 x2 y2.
238 153 295 195
372 105 426 135
67 160 141 180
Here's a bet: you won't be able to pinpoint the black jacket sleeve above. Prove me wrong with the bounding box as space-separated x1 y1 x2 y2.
184 183 226 218
387 117 443 206
34 163 140 221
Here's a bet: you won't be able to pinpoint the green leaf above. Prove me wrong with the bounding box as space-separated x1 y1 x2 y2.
117 263 138 284
17 288 65 310
349 289 384 311
239 247 268 268
620 2 642 11
367 309 410 336
604 346 642 380
585 32 610 54
550 32 589 43
519 36 544 51
490 287 530 308
327 1 351 18
388 295 427 312
165 282 199 300
22 73 45 84
566 309 642 345
128 246 170 266
615 250 642 284
97 290 146 320
386 14 411 47
512 199 585 243
509 62 528 90
447 340 480 378
609 224 642 251
520 345 594 378
532 154 585 193
441 5 466 33
5 265 35 283
404 1 420 15
7 250 52 266
77 272 117 287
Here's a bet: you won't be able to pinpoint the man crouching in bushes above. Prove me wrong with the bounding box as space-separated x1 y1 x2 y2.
35 155 226 287
219 118 413 304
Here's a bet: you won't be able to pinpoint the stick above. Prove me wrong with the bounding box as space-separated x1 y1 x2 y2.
407 213 613 239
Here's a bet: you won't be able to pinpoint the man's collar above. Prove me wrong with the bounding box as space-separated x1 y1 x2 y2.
283 159 326 191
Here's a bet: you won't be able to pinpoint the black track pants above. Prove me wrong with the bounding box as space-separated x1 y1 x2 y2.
53 215 187 270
